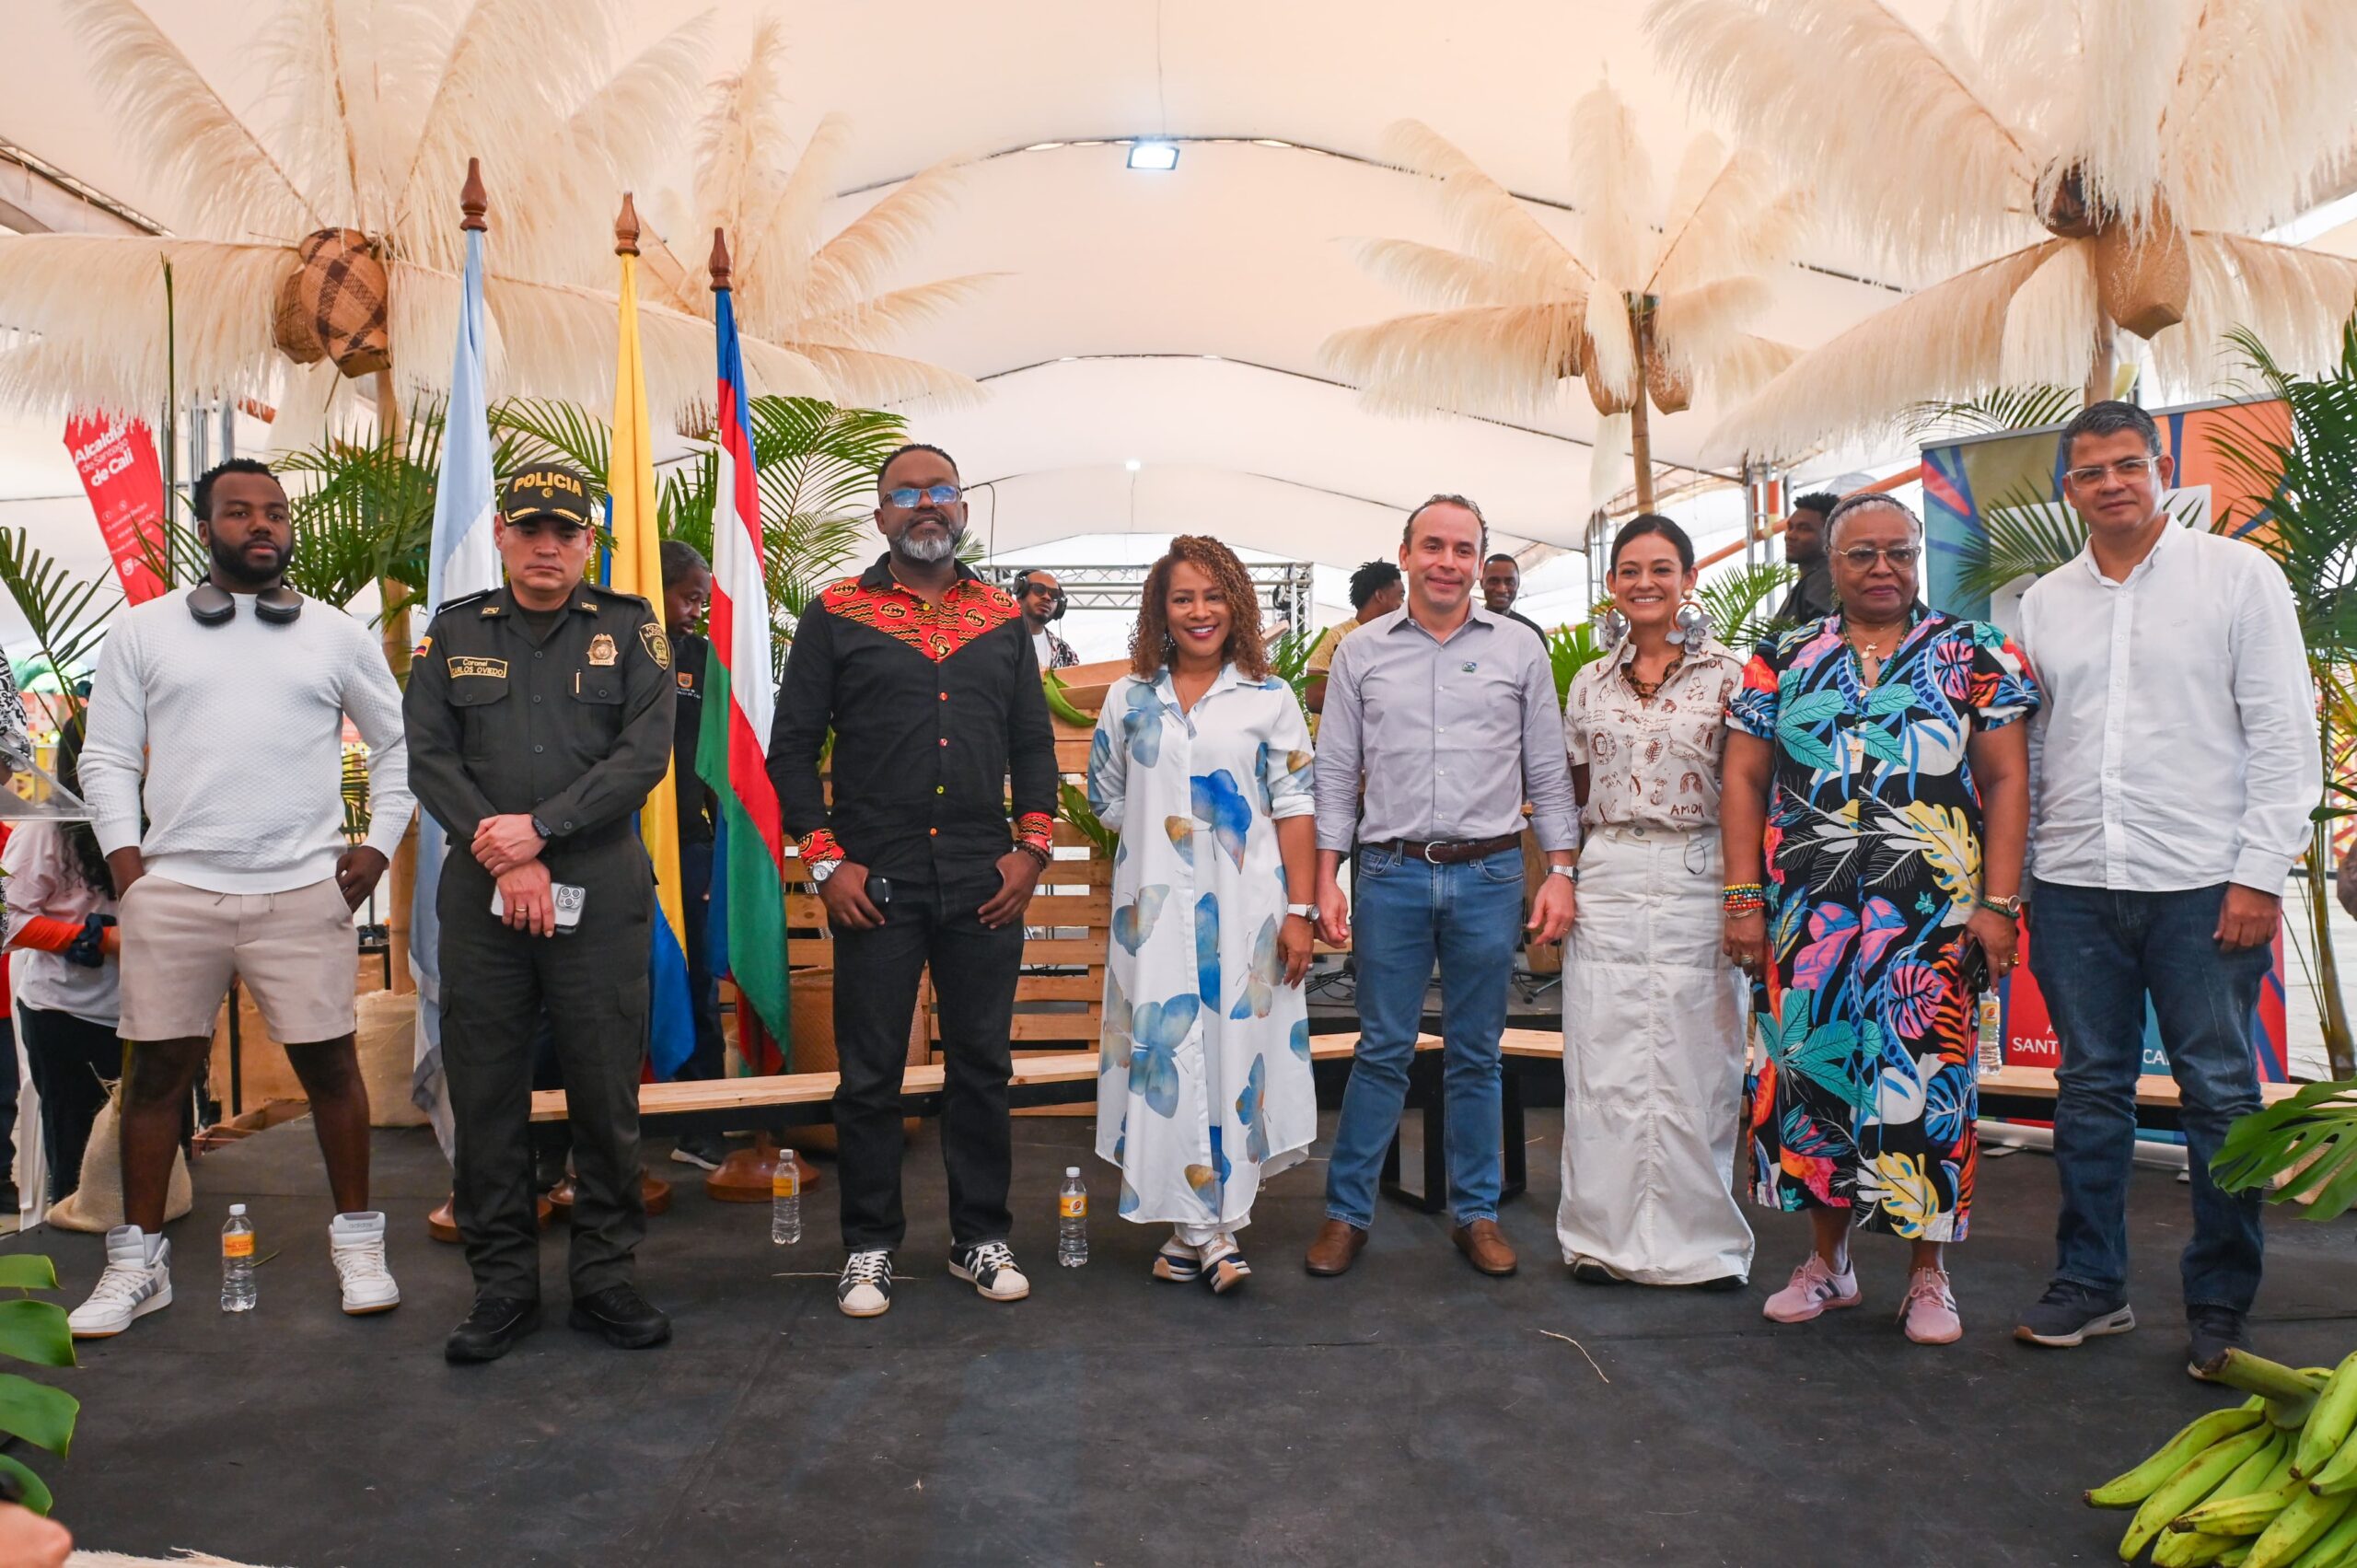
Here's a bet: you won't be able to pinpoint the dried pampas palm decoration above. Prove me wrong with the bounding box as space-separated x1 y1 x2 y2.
1648 0 2357 460
629 20 991 411
0 0 834 423
1320 83 1805 512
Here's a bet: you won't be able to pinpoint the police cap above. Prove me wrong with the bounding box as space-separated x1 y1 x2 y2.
498 464 596 530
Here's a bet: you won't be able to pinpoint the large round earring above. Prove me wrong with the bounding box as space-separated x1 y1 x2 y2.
1667 598 1711 647
1596 607 1629 648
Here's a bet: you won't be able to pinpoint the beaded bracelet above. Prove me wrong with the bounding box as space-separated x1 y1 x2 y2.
1722 883 1767 916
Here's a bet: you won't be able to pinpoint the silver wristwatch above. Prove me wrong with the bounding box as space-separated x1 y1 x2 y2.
810 861 841 884
1284 902 1316 920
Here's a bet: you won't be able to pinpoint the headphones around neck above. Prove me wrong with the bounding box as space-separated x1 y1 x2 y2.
188 582 303 627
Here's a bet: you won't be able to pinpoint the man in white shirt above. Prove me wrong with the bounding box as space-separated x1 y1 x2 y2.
1014 569 1078 670
2011 402 2321 1376
67 459 414 1341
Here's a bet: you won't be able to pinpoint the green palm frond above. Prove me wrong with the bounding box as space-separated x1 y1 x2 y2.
2212 1081 2357 1220
2211 323 2357 668
1544 622 1608 708
1269 628 1318 712
1058 780 1118 859
1952 481 2087 601
0 529 121 706
487 400 616 499
1699 562 1795 651
1901 384 2081 442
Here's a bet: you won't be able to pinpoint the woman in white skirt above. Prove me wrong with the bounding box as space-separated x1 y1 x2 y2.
1558 515 1753 1289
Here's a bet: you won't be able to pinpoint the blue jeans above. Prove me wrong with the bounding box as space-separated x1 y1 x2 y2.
1325 844 1527 1228
2028 879 2270 1313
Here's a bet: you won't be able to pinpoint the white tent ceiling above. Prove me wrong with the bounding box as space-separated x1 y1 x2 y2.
0 0 2339 596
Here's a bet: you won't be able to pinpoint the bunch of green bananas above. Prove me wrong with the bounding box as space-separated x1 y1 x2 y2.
2089 1351 2357 1567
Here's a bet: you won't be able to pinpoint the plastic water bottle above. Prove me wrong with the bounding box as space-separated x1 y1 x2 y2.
221 1204 256 1312
1058 1167 1088 1268
771 1150 801 1246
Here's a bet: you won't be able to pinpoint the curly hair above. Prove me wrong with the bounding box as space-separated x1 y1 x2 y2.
1129 535 1270 681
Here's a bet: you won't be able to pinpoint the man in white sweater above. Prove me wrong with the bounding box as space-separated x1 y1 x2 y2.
68 459 415 1340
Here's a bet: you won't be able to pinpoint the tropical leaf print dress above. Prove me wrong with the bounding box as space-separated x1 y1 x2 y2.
1728 611 2039 1241
1087 666 1318 1230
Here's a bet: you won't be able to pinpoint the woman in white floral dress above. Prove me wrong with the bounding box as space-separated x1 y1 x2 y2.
1087 536 1318 1295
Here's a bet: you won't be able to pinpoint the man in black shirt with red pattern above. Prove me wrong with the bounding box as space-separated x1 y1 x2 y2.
770 442 1057 1318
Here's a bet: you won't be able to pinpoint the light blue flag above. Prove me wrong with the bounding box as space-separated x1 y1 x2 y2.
410 224 500 1157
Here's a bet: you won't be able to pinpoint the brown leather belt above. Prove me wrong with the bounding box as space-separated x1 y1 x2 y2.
1364 833 1523 865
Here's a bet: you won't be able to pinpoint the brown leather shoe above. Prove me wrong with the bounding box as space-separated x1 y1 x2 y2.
1304 1219 1368 1276
1451 1218 1518 1277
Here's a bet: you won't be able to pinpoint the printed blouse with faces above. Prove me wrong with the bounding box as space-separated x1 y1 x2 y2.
1562 637 1744 830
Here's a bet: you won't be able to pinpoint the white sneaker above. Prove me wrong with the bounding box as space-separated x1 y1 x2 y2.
69 1225 172 1339
330 1212 401 1315
949 1240 1030 1303
838 1249 894 1318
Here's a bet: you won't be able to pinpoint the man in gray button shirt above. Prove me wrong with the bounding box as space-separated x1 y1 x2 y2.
1305 494 1578 1279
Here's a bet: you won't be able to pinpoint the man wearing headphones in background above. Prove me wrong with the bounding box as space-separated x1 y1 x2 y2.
1013 569 1078 670
70 459 413 1340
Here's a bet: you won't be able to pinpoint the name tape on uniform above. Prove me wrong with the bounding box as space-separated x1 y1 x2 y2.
447 656 508 679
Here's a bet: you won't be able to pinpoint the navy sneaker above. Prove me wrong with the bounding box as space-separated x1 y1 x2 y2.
2014 1280 2136 1347
2187 1305 2254 1381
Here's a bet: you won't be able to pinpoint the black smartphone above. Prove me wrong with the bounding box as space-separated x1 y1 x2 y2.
1957 939 1991 997
867 876 894 908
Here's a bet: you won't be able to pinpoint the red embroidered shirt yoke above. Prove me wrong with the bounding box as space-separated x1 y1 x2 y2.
768 553 1058 885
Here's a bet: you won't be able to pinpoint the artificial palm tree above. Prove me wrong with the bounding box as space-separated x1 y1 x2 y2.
1649 0 2357 460
0 0 832 430
1321 81 1805 512
630 20 989 411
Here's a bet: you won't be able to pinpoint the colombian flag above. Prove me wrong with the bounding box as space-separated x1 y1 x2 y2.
606 222 696 1079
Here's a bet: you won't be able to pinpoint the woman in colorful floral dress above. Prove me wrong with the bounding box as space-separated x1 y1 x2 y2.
1721 494 2037 1345
1087 536 1318 1295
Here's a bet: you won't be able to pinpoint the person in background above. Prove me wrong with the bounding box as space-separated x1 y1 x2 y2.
1770 492 1840 628
1306 494 1578 1280
1722 493 2036 1346
657 540 730 1173
1015 569 1080 671
406 462 679 1364
2012 401 2322 1376
1556 516 1751 1290
770 443 1057 1319
1302 560 1403 718
5 715 122 1204
1087 535 1318 1295
1481 552 1549 641
71 459 412 1341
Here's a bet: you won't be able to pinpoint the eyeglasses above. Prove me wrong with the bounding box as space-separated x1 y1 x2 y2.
1024 585 1064 603
883 484 962 508
1834 544 1922 568
2063 457 2161 488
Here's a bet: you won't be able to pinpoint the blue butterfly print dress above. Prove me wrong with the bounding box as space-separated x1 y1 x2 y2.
1087 664 1318 1230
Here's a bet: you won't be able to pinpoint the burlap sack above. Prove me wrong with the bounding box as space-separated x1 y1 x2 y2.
355 988 426 1129
43 1079 193 1234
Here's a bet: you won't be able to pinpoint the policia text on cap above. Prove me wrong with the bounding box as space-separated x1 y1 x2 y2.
402 464 679 1363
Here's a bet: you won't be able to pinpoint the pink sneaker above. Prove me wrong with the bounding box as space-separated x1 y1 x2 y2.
1898 1266 1962 1345
1762 1253 1860 1323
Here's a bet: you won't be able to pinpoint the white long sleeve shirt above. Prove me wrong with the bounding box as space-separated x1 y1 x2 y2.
2019 521 2320 894
78 588 414 894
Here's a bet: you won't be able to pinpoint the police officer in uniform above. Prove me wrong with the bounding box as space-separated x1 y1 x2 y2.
404 463 677 1363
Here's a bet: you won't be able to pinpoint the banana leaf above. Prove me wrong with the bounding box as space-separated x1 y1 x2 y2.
2212 1080 2357 1219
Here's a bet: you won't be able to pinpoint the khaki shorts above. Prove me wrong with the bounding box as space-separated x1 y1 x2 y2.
118 875 358 1045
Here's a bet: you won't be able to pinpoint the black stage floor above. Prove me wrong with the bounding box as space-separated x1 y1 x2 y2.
29 1113 2357 1568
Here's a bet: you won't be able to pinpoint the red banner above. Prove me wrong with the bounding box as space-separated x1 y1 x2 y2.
64 415 168 604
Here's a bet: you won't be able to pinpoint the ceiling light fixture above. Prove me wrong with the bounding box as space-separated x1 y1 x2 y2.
1127 140 1179 172
1125 459 1143 471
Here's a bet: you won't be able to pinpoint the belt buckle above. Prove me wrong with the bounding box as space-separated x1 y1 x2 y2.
1422 840 1446 864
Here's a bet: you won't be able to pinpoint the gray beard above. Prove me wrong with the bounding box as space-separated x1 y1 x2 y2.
894 524 961 564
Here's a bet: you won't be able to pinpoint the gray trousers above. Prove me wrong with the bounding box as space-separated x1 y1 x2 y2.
438 837 653 1300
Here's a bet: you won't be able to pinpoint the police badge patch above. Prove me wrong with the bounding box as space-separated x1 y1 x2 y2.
639 624 671 669
587 633 619 667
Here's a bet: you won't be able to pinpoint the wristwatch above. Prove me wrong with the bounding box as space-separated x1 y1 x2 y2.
1548 864 1579 883
809 860 840 884
529 814 553 841
1284 902 1317 920
1977 892 2023 919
